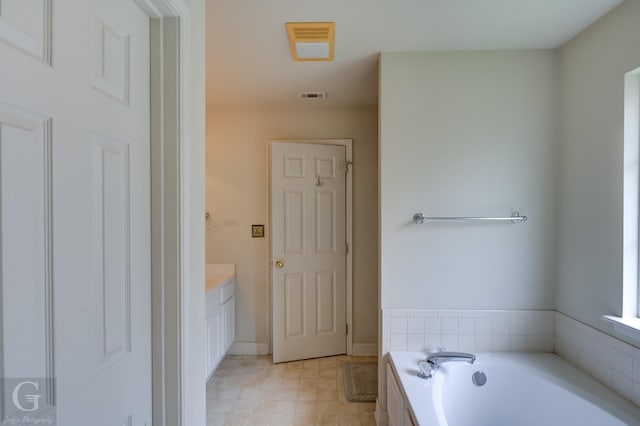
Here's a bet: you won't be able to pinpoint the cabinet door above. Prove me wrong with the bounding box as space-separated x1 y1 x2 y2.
387 364 405 426
222 297 235 352
206 313 222 377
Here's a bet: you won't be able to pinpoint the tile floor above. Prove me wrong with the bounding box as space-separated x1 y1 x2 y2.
206 354 378 426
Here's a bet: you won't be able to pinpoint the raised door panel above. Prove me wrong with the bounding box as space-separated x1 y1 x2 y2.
0 0 52 63
92 15 130 104
92 134 131 373
0 102 54 419
316 271 336 335
284 190 305 254
284 273 305 339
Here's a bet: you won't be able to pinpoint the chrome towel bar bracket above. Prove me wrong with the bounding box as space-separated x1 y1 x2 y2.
413 212 527 225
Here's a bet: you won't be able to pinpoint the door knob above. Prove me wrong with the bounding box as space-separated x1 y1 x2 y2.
275 260 284 268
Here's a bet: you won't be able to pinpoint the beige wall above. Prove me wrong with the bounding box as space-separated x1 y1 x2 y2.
379 50 559 311
556 0 640 345
206 105 378 349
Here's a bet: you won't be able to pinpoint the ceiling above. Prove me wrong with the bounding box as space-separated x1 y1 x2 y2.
205 0 622 108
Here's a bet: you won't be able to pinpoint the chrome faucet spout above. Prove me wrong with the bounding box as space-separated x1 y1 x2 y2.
417 351 476 379
425 351 476 367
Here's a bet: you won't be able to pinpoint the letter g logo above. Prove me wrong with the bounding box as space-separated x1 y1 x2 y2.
12 380 41 412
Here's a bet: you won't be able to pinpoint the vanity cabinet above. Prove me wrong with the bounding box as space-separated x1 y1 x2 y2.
206 309 222 375
206 264 235 380
222 295 235 351
387 364 416 426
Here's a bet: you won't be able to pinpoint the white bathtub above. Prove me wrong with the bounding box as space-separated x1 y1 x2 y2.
389 351 640 426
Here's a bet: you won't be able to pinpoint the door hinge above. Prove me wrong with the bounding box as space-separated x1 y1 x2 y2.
346 323 349 335
346 242 349 254
344 161 352 173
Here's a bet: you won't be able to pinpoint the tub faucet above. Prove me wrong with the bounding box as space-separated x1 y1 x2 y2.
418 351 476 379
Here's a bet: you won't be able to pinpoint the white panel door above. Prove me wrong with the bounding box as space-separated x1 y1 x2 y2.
271 142 347 363
0 1 151 425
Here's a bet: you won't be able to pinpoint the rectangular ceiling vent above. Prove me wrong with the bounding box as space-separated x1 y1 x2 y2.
290 25 332 41
299 91 327 100
286 22 335 61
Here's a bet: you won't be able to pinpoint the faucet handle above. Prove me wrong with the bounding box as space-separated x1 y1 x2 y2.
435 345 446 353
417 360 433 379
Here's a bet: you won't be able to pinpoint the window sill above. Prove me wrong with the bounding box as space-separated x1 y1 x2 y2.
601 315 640 341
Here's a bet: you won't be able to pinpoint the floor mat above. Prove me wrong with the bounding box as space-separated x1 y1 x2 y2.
342 362 378 402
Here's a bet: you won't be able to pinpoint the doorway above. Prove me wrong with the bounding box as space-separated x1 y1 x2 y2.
270 139 353 363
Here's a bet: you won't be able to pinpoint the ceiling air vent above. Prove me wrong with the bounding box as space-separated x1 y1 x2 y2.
286 22 335 61
299 91 328 100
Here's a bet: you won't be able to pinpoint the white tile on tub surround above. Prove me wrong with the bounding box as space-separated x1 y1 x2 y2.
407 318 424 335
593 363 613 388
441 317 459 334
633 381 640 406
389 309 414 318
458 318 475 335
509 311 532 335
491 312 510 335
390 333 407 351
413 309 438 317
424 334 442 352
475 334 493 352
612 347 634 376
438 310 464 318
577 352 596 376
424 317 441 334
475 317 493 335
555 312 640 408
407 334 424 351
611 370 633 401
593 335 612 366
390 317 408 334
384 308 555 357
458 335 476 352
509 335 529 352
493 335 510 352
441 335 459 351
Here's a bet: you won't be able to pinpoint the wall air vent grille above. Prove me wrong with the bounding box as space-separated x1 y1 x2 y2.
299 91 328 100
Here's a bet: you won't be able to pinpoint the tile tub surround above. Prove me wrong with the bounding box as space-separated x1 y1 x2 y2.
376 308 640 424
382 309 556 355
555 312 640 407
377 309 555 422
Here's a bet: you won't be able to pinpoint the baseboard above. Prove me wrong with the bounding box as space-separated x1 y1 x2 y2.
228 342 269 355
374 399 388 426
352 343 377 356
229 341 376 356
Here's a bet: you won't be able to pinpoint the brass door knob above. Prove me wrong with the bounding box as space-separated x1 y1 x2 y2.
275 260 284 268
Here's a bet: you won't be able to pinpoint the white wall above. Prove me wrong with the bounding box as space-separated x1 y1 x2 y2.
206 106 378 349
556 0 640 341
379 50 559 310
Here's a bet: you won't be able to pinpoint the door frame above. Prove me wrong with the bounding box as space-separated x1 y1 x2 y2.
133 1 204 425
268 139 354 357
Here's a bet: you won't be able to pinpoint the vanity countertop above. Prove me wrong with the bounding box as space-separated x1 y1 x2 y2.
206 263 235 294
